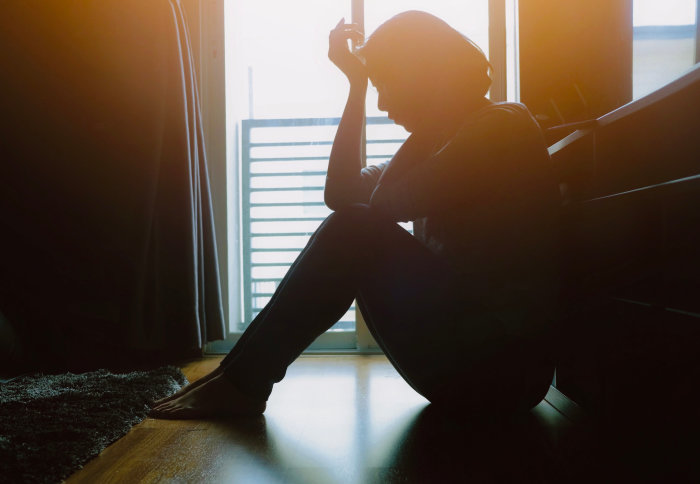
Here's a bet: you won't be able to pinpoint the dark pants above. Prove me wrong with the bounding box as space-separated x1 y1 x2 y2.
221 205 552 414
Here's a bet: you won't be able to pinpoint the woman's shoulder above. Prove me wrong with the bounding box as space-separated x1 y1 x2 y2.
456 101 541 142
475 101 536 125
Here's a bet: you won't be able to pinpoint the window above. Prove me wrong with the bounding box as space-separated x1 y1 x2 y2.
215 0 514 353
633 0 698 99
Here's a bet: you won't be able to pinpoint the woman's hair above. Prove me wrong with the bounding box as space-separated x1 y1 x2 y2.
357 11 492 98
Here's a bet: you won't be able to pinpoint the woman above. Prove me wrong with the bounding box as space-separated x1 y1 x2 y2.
150 11 560 419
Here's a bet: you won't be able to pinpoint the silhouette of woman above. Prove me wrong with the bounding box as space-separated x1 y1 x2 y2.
150 11 561 419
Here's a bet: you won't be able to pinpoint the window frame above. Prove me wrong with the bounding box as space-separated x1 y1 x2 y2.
197 0 515 354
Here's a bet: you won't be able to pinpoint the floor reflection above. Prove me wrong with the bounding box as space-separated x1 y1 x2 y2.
370 405 564 483
235 356 572 483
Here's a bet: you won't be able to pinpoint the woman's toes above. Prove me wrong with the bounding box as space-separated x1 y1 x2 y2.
151 401 168 411
152 368 222 408
152 396 171 406
151 404 195 420
150 400 179 416
148 374 266 420
155 391 182 404
148 407 165 418
153 389 186 406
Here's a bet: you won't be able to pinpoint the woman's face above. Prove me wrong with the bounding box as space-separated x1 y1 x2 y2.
370 73 429 133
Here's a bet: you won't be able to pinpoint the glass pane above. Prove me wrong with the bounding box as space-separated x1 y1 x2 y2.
633 0 698 99
226 2 356 335
227 1 350 120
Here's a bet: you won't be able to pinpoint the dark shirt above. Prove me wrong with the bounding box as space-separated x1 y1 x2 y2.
360 102 561 336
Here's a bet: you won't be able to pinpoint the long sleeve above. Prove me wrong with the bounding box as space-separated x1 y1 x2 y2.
359 162 388 199
325 161 388 206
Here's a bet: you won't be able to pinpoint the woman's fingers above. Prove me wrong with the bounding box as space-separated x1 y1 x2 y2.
330 32 364 48
332 19 363 36
333 18 360 28
329 18 367 84
348 30 364 42
329 29 364 46
329 28 364 53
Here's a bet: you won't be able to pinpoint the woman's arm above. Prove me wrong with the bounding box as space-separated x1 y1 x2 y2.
324 20 371 210
325 83 368 210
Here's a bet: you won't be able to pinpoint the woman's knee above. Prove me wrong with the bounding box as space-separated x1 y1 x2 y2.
328 203 373 223
322 204 388 239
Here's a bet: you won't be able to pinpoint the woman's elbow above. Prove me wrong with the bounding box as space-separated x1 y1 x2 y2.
324 193 353 212
324 190 365 212
324 190 341 211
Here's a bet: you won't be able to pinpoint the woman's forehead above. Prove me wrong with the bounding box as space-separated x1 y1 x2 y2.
367 67 402 87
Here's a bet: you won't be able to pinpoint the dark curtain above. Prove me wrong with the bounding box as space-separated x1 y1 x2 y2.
0 0 225 370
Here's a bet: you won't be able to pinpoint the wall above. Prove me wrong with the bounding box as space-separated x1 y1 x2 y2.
519 0 633 128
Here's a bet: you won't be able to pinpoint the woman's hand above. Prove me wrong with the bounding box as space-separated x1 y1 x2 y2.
328 18 368 86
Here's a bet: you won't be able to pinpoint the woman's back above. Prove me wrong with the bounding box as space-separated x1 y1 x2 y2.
360 101 561 336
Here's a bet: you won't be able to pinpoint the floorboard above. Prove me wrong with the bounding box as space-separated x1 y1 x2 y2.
66 355 586 483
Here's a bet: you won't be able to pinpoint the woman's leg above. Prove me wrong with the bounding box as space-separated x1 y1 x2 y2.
219 204 407 401
221 204 529 408
152 214 334 407
150 204 514 419
149 205 387 417
216 209 337 369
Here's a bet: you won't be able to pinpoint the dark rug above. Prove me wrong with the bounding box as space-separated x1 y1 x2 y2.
0 366 188 484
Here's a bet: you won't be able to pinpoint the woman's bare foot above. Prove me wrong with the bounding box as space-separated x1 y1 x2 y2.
152 366 224 407
148 374 266 419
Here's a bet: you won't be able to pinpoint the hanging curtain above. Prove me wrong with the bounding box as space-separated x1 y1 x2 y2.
0 0 225 369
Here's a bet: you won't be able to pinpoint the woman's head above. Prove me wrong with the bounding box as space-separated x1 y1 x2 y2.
357 11 492 132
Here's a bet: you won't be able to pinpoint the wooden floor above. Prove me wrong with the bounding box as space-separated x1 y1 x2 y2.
66 355 590 483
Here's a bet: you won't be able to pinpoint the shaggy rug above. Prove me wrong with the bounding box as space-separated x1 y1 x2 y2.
0 366 188 483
